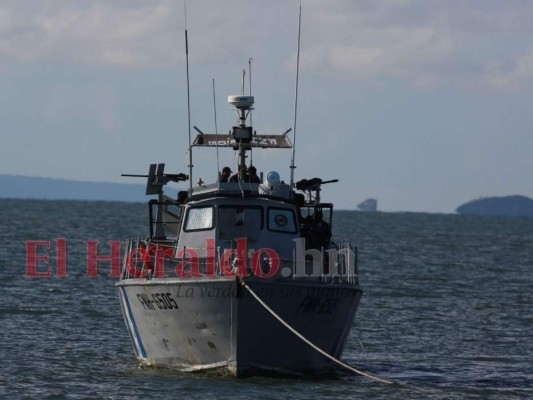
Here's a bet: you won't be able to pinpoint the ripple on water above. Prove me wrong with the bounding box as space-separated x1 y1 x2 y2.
2 201 533 399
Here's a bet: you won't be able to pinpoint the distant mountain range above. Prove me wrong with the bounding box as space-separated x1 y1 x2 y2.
456 195 533 217
0 174 179 202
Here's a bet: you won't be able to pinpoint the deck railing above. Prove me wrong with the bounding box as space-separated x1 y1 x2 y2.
120 239 358 284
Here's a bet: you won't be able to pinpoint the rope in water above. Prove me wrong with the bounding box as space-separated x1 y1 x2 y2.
237 278 394 385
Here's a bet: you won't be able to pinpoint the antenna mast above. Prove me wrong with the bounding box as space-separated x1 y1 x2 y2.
213 78 220 178
290 0 302 189
249 58 253 165
184 1 193 191
249 58 253 127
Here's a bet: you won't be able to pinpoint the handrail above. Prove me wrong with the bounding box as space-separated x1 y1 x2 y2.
120 239 358 283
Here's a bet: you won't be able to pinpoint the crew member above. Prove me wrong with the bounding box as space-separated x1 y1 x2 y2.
220 166 232 182
248 166 261 183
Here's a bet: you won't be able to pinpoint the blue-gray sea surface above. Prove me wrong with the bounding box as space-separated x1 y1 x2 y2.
0 199 531 399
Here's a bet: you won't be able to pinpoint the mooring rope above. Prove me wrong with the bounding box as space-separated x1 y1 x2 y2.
238 278 428 393
237 278 394 385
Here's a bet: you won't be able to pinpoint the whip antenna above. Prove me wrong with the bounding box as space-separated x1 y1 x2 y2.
213 78 220 178
290 0 302 188
249 58 254 165
249 58 253 129
184 1 193 191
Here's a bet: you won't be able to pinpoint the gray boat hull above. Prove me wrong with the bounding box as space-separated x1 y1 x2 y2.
117 277 362 377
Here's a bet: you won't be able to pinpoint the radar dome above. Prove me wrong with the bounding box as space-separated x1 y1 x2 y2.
227 95 254 110
262 171 281 191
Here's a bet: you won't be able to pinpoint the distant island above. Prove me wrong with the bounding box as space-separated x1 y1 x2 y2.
357 198 377 212
456 195 533 217
0 174 179 202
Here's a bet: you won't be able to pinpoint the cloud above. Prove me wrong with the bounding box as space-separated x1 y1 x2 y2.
300 0 533 89
485 49 533 90
0 0 291 68
326 26 453 85
41 83 121 134
2 0 533 90
0 1 180 67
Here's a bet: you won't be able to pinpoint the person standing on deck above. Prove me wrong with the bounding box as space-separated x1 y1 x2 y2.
220 166 232 182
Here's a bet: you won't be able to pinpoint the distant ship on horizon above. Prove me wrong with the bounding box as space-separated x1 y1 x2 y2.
358 198 377 212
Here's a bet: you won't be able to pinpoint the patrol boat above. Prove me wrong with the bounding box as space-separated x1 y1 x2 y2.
116 94 363 377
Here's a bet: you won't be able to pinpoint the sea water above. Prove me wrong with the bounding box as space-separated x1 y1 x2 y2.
0 199 531 399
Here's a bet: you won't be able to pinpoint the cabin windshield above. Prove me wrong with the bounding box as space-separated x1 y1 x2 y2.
184 206 214 231
218 206 263 241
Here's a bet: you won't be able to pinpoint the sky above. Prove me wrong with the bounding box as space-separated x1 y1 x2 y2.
1 0 532 213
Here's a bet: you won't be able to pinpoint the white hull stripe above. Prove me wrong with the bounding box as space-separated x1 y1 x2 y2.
120 287 147 358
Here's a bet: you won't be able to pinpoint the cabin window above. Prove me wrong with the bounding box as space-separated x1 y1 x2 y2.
218 206 263 240
184 206 214 231
268 207 297 233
